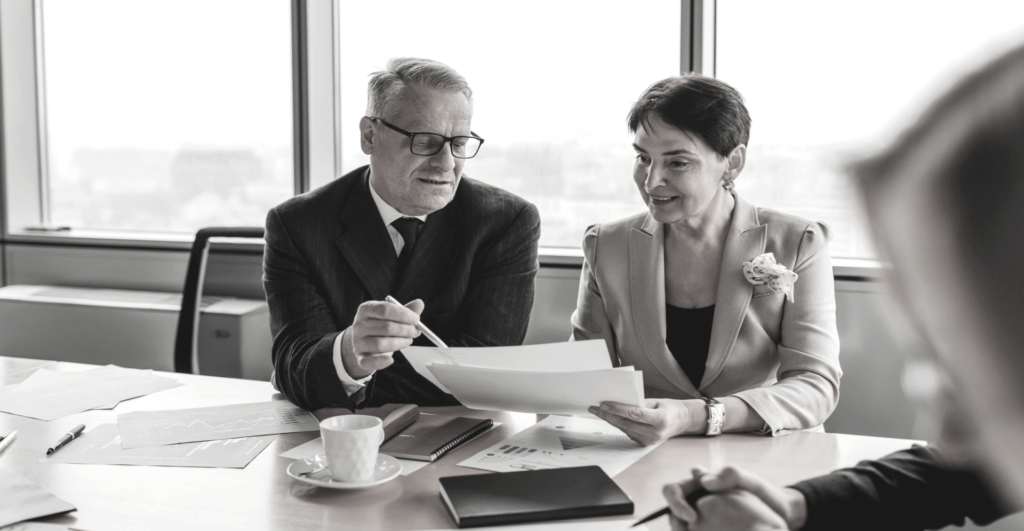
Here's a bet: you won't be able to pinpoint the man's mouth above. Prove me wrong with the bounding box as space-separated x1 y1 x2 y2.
418 178 450 185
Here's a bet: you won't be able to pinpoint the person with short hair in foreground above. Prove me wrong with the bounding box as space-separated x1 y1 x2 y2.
659 42 1024 530
575 74 842 444
264 58 540 412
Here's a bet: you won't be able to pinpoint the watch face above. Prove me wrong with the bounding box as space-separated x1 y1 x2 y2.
707 404 725 436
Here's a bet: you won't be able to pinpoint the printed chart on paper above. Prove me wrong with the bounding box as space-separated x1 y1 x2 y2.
42 423 276 468
458 415 661 477
117 400 319 449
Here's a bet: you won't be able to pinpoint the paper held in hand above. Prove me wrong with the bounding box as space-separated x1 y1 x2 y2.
402 340 644 415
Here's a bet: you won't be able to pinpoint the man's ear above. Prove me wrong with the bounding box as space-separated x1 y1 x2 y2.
724 144 746 183
359 116 375 155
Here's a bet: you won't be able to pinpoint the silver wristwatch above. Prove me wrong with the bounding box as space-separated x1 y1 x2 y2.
701 397 724 436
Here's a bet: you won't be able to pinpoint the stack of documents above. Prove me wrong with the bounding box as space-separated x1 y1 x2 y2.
402 340 644 415
0 365 181 420
0 469 75 527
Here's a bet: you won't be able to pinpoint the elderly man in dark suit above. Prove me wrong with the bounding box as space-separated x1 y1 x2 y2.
263 58 540 412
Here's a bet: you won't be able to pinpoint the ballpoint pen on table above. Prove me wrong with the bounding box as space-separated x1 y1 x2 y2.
46 424 85 456
384 295 449 348
631 487 709 527
0 430 17 455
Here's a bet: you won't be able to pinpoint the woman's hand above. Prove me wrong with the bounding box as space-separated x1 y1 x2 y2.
587 399 694 446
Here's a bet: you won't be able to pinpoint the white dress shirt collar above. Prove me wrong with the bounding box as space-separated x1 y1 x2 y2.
368 177 428 226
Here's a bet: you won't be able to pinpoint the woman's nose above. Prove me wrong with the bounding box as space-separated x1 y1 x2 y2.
645 163 666 189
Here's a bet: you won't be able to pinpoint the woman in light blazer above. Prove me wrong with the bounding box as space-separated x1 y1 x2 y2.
575 74 841 445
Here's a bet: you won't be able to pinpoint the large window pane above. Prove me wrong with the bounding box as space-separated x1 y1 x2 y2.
717 0 1024 259
339 1 680 248
42 0 294 233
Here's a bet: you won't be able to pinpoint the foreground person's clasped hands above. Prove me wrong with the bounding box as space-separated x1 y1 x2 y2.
662 466 807 531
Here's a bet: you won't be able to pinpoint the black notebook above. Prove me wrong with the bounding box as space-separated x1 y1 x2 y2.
379 414 492 462
438 466 634 528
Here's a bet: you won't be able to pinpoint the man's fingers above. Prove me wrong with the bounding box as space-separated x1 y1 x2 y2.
405 299 425 315
361 318 420 339
700 466 790 518
359 353 395 371
358 300 421 324
354 337 414 356
663 483 698 524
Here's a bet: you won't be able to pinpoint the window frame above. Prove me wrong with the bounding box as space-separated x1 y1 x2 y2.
0 0 882 277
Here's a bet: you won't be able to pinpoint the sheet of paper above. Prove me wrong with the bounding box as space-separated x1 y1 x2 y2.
0 365 181 421
117 400 319 449
418 520 647 530
40 424 275 468
458 415 659 477
427 364 644 415
0 468 76 528
279 437 430 477
0 523 70 531
403 340 612 394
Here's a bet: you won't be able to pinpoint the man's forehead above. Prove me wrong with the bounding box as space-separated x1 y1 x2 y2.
391 87 472 130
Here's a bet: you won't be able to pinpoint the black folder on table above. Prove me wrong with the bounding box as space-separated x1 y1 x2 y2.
379 414 492 462
439 466 634 528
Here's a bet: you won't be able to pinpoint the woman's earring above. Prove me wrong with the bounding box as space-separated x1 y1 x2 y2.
722 179 735 191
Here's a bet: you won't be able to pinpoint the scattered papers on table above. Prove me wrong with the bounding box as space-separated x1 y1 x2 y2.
117 400 319 449
403 340 643 415
417 520 648 531
428 364 644 415
402 340 613 394
459 415 660 477
279 437 430 477
0 365 181 421
0 468 76 528
40 424 275 468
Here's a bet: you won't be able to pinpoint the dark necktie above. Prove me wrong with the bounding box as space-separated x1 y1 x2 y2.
391 217 424 275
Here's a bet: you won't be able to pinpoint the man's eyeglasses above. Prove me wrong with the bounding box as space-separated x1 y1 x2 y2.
371 117 484 159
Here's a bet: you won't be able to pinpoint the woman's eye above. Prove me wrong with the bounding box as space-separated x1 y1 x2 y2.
670 160 688 168
635 154 651 164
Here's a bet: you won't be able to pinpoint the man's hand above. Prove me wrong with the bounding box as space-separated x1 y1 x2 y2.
341 299 424 379
587 399 694 446
663 466 808 531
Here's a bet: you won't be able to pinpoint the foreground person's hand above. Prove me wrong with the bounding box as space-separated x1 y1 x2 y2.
588 399 691 446
664 466 808 530
341 299 424 379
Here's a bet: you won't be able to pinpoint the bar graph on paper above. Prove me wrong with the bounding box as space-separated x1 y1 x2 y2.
117 400 320 449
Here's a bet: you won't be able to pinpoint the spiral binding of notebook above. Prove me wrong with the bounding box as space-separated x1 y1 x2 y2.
432 419 494 460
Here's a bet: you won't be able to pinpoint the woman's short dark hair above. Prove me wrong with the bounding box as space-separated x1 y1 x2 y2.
627 74 751 158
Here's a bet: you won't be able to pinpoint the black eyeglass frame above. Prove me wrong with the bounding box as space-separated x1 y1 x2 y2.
370 117 485 159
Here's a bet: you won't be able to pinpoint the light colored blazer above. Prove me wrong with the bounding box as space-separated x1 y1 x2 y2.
570 194 841 435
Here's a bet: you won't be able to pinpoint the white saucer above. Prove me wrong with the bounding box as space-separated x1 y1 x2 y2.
287 454 402 489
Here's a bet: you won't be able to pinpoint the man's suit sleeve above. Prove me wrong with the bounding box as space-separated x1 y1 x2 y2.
791 446 1014 530
445 201 540 348
263 206 362 411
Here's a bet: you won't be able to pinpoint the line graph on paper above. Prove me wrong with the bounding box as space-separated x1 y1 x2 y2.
117 400 320 449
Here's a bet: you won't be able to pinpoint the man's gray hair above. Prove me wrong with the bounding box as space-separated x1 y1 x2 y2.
366 57 473 120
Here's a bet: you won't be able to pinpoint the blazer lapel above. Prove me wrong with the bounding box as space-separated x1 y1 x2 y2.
393 197 463 302
334 169 397 302
630 214 701 398
700 194 765 389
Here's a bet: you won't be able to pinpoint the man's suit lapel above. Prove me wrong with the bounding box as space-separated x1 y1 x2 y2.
334 169 398 302
630 214 701 398
393 197 463 302
700 194 765 390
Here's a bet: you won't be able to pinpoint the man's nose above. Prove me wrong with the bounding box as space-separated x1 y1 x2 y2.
428 142 457 171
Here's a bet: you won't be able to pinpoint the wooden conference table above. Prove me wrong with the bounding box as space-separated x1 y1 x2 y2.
0 356 919 531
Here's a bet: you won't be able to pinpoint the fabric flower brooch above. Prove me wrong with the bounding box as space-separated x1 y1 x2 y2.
743 252 799 303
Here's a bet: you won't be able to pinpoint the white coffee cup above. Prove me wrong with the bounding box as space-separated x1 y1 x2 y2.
320 415 385 482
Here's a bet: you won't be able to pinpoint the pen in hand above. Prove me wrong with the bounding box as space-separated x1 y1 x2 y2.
631 487 709 527
46 424 85 456
384 295 448 348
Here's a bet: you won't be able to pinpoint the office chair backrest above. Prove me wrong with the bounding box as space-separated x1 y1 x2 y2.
174 227 265 374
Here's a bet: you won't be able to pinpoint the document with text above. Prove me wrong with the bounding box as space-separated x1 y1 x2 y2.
459 415 660 477
403 340 642 415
